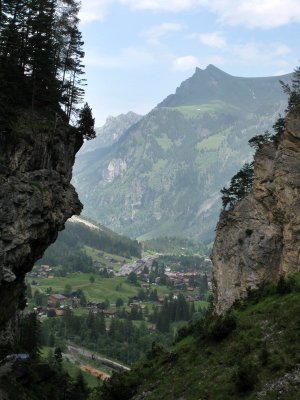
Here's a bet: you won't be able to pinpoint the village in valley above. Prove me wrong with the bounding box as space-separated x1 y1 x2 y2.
28 253 212 324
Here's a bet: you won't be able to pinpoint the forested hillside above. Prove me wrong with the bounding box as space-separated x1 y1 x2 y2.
38 217 142 272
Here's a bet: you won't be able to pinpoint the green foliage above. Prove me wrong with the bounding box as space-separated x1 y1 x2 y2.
0 359 90 400
143 236 207 256
276 275 295 294
19 312 41 358
149 294 194 333
39 220 141 274
41 309 171 365
234 360 258 392
54 347 63 365
0 0 86 135
280 64 300 112
98 273 300 400
127 271 138 285
221 162 254 210
155 254 210 273
77 102 96 140
100 371 138 400
116 297 124 308
207 313 237 341
248 131 273 150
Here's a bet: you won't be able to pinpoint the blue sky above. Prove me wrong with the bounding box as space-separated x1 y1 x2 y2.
78 0 300 125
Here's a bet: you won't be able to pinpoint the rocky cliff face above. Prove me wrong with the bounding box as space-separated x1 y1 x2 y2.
212 109 300 314
0 112 82 349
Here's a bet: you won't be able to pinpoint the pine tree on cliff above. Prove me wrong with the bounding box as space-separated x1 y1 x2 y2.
77 103 96 140
221 162 254 210
280 64 300 112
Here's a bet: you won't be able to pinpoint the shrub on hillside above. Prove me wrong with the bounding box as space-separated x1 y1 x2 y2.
276 275 295 295
234 360 258 393
208 313 237 341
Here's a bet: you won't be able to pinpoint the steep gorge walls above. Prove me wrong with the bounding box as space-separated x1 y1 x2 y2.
0 114 83 348
212 110 300 314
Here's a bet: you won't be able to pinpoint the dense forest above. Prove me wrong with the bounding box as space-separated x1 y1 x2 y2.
0 0 95 138
40 293 200 365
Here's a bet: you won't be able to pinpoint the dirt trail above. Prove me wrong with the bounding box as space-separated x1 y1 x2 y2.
81 364 110 381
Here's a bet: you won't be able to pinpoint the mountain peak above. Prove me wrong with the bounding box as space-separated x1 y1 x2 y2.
158 66 291 109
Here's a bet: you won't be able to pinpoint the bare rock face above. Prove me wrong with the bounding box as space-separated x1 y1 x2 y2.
0 113 83 349
212 110 300 314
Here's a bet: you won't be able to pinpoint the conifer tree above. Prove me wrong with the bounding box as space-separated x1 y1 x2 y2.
0 0 88 135
77 102 96 140
19 312 41 358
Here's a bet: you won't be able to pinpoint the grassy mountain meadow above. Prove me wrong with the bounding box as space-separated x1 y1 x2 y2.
73 65 291 242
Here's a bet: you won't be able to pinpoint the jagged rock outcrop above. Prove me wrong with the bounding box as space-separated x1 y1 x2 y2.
212 109 300 314
0 112 82 349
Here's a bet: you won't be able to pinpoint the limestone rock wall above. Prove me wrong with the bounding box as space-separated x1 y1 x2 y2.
0 113 83 348
212 110 300 314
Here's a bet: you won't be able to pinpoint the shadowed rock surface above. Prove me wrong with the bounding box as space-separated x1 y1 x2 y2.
0 112 82 349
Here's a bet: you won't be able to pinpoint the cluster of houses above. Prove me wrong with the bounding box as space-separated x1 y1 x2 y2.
116 256 156 276
30 265 54 279
165 270 212 290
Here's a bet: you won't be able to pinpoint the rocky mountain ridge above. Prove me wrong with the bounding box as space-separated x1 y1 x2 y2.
79 111 142 154
212 109 300 313
0 112 82 350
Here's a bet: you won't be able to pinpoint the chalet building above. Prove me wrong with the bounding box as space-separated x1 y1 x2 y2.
48 294 68 307
129 301 142 309
99 309 116 318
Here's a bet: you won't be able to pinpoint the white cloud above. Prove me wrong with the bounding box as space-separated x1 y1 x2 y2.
142 22 184 45
79 0 113 23
173 55 200 71
208 0 300 29
120 0 206 12
80 0 300 28
190 31 227 48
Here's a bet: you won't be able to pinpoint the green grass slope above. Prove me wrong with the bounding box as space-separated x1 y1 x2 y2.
98 274 300 400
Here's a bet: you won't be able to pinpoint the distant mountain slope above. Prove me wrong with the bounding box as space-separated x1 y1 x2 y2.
73 66 291 242
80 111 142 153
